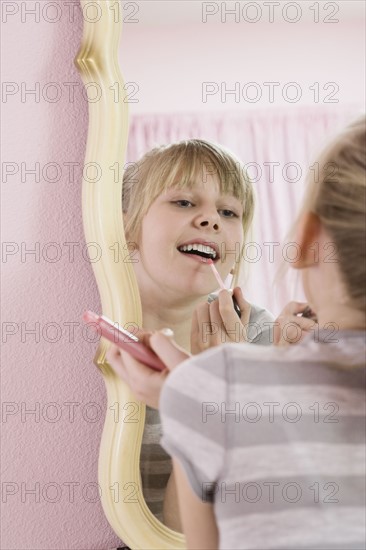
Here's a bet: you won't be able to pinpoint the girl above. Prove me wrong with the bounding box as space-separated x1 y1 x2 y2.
119 139 276 529
108 117 366 549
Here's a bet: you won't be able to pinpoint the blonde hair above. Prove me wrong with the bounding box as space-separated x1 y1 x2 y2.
122 139 255 286
293 116 366 314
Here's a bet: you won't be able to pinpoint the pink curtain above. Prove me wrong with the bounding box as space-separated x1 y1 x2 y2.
126 106 361 315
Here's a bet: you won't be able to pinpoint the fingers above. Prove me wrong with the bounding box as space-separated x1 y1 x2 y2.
279 301 310 316
276 321 315 346
190 309 199 354
192 289 250 351
105 331 190 407
274 301 319 347
193 302 220 351
105 344 168 409
106 344 126 380
106 344 148 387
135 330 154 346
106 343 121 362
209 294 230 334
294 316 317 331
106 345 131 388
215 289 249 343
149 331 190 371
232 287 251 327
301 306 318 321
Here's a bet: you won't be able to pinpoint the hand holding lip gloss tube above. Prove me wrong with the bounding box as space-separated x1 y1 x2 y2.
298 305 318 322
207 259 242 318
82 310 166 371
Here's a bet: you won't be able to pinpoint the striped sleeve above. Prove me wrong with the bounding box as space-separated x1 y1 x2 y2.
159 348 229 502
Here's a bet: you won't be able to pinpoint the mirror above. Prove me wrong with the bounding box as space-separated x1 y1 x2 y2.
75 2 185 548
75 1 364 548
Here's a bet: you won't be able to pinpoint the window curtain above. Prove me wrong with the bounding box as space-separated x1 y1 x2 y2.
126 106 361 315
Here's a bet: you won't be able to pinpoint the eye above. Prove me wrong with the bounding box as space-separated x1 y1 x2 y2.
172 200 194 208
219 209 239 218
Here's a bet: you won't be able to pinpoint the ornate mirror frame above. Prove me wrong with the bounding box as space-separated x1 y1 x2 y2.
74 1 185 548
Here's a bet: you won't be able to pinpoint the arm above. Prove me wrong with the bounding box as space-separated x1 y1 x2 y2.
106 333 223 541
172 458 219 550
162 468 182 531
106 334 190 530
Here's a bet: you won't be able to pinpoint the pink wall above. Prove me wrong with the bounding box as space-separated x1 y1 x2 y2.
120 19 365 115
1 2 364 549
1 3 122 549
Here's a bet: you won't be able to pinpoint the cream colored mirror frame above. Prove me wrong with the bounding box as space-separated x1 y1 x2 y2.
74 1 185 548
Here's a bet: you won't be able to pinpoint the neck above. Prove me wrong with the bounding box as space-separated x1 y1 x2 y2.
139 289 207 352
316 304 366 332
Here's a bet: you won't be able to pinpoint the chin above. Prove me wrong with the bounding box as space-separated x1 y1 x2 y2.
173 280 215 299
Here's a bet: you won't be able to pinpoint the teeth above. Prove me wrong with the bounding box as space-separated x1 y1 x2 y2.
179 243 217 258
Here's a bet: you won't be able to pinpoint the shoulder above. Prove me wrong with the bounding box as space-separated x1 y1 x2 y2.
160 347 229 410
160 342 282 411
163 318 365 408
218 330 366 386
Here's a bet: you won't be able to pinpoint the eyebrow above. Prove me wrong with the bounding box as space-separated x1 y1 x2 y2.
165 190 243 213
166 187 241 201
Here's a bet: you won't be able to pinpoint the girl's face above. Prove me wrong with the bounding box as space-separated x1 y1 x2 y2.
132 174 245 300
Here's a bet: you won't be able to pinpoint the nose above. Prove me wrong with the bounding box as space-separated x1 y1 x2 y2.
194 210 221 232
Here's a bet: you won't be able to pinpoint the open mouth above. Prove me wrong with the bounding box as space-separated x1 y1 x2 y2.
177 243 219 262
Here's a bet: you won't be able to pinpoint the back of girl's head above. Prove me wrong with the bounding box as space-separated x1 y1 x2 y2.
122 139 255 249
301 116 366 313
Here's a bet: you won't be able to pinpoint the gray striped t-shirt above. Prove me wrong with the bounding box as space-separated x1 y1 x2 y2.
140 301 274 522
159 329 366 549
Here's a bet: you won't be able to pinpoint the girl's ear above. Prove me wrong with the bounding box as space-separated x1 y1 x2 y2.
123 217 139 251
292 211 322 269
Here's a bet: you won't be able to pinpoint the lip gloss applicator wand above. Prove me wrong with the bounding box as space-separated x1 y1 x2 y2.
207 259 242 318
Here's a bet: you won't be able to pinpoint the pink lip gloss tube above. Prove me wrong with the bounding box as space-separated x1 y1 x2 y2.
207 260 241 318
82 311 166 371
